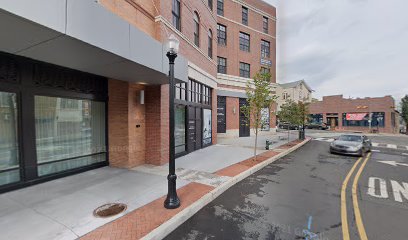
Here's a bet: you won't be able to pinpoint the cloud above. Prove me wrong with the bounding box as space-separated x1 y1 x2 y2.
265 0 408 103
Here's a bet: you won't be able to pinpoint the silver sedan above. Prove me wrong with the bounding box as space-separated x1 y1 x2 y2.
330 134 372 157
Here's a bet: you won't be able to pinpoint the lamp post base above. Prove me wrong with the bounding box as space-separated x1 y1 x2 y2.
164 174 180 209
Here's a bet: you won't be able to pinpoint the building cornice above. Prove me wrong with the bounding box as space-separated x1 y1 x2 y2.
155 15 217 66
188 61 218 88
217 15 276 39
231 0 277 21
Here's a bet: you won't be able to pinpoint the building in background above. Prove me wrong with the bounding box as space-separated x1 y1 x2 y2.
275 79 313 112
309 95 400 134
0 0 277 192
216 0 277 138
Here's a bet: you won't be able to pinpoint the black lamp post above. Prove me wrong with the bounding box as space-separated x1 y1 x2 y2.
164 34 181 209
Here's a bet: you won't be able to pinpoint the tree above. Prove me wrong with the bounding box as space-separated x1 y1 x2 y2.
278 101 309 140
241 70 277 158
401 95 408 134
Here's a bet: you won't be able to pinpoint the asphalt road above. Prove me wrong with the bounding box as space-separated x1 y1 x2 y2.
165 138 408 240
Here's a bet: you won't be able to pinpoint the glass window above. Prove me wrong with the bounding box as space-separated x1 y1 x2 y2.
35 96 106 176
239 62 250 78
208 30 213 58
175 82 186 101
208 0 213 11
172 0 181 31
217 24 227 46
217 0 224 16
263 17 269 34
261 40 270 58
242 6 248 25
342 112 386 127
217 57 227 74
261 107 270 131
239 32 250 52
187 79 212 105
194 12 200 47
202 109 212 145
175 105 186 154
0 91 20 186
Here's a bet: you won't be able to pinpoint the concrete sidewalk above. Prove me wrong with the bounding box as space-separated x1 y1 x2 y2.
0 131 301 240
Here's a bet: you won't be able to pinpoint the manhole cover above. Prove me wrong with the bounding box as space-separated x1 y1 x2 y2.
93 203 127 218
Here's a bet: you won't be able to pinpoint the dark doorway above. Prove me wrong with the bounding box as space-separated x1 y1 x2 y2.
187 106 202 152
217 96 226 133
239 98 250 137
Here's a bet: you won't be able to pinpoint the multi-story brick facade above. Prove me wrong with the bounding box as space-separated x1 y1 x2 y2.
309 95 400 134
216 0 277 138
0 0 275 192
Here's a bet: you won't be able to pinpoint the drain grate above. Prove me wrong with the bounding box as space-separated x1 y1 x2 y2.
93 203 127 218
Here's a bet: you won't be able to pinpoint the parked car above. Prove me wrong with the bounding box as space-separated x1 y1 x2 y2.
306 122 328 130
278 122 300 130
330 134 371 157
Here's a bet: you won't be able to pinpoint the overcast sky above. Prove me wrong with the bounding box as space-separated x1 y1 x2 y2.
265 0 408 103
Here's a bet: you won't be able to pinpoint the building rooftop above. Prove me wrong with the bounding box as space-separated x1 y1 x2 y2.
280 79 313 92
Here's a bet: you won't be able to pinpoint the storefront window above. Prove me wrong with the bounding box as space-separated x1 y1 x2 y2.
309 114 323 123
202 109 212 145
342 112 385 127
0 91 20 186
175 105 186 154
35 96 106 176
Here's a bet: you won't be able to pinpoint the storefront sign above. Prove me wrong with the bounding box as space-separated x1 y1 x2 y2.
346 113 368 121
260 58 272 67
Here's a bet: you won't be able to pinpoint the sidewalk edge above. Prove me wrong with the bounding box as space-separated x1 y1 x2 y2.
142 138 311 240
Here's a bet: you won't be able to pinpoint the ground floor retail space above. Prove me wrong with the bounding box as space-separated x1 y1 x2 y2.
216 94 276 138
0 52 217 192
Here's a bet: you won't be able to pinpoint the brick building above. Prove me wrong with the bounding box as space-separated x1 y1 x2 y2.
0 0 275 192
216 0 277 138
309 95 400 134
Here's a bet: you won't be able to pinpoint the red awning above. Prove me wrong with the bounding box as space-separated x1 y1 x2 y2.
346 113 368 121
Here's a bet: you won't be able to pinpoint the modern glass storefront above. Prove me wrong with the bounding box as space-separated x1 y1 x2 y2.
174 79 212 156
0 92 19 185
0 52 108 192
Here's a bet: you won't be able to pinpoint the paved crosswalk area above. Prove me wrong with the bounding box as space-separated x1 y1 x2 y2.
313 137 408 151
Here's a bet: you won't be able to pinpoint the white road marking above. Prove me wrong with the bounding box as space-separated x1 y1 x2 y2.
372 142 379 147
406 146 408 150
387 144 397 149
371 149 381 152
326 138 335 142
402 153 408 156
367 177 388 198
377 160 408 167
314 137 326 141
390 180 408 203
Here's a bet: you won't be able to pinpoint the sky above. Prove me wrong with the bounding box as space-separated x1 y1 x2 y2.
264 0 408 104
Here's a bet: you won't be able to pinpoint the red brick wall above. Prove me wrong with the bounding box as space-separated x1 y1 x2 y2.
145 84 170 165
217 0 276 83
159 0 218 77
309 95 398 133
108 80 146 168
226 97 239 130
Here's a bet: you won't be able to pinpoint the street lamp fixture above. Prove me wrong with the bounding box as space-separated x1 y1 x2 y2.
164 34 181 209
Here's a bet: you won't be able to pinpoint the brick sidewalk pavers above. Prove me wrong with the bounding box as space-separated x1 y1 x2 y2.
81 140 304 240
81 182 214 240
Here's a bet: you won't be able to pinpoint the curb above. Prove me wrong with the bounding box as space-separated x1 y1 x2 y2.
142 138 311 240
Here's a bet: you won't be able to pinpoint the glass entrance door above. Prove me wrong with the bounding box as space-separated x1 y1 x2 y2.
0 91 20 186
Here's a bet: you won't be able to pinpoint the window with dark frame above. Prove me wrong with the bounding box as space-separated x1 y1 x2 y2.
194 12 200 47
217 57 227 74
187 79 212 105
217 24 227 46
239 62 250 78
217 0 224 16
261 40 270 58
175 82 187 101
263 16 269 34
208 0 213 11
242 6 248 25
172 0 181 31
208 30 213 58
239 32 250 52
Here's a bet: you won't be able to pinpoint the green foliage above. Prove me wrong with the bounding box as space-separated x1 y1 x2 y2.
401 95 408 125
278 101 310 126
241 71 277 133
